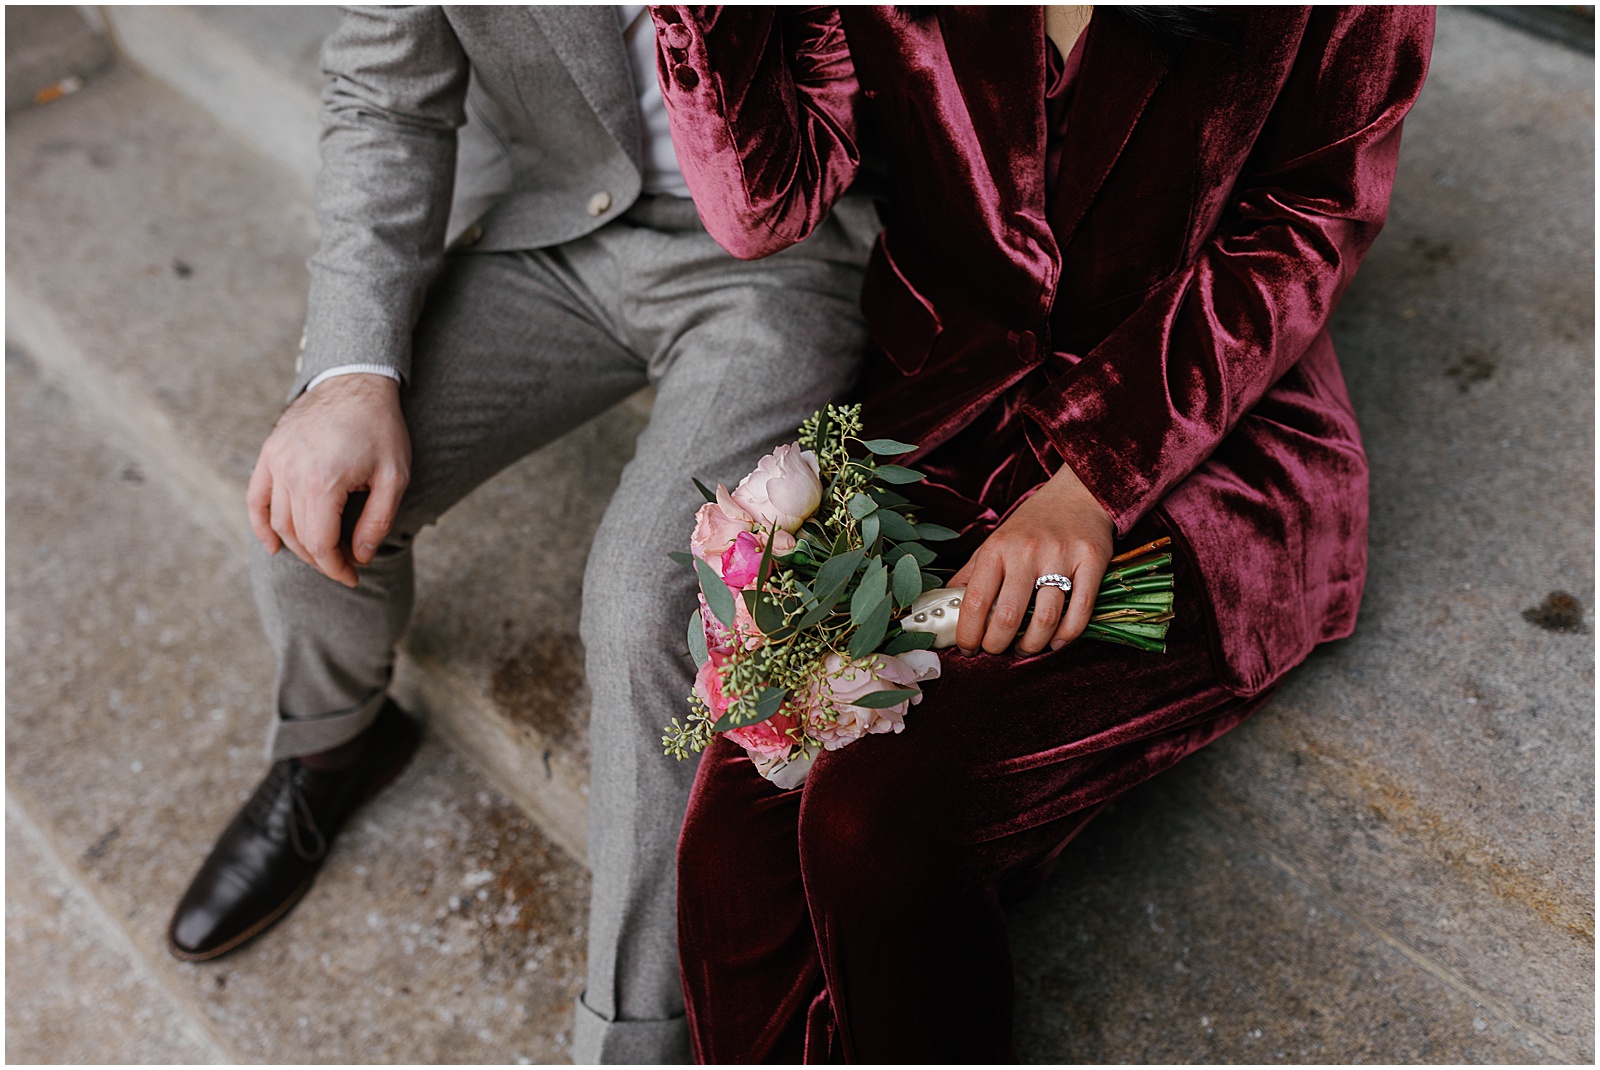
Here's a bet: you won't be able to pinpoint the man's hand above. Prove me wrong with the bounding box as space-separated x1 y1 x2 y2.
246 373 411 589
949 461 1113 656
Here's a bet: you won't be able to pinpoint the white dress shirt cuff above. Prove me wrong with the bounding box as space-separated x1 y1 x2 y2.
305 363 404 393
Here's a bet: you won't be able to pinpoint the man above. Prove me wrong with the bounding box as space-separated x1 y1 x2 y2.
163 7 875 1062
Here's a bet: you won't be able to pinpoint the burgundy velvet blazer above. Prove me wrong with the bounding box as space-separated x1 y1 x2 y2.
653 6 1435 696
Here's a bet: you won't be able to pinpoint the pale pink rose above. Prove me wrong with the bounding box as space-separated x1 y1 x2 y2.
718 529 798 590
731 444 823 534
697 655 800 760
690 485 756 572
808 650 942 751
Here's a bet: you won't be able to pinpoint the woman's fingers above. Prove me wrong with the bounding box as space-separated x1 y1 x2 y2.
981 564 1036 654
1052 552 1108 650
1018 580 1067 655
953 551 1000 654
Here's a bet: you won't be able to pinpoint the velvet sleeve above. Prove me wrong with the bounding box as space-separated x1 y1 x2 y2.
650 5 860 260
1021 7 1435 536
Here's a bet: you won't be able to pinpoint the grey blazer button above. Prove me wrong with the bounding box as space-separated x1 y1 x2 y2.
673 64 700 90
455 222 484 248
587 191 613 217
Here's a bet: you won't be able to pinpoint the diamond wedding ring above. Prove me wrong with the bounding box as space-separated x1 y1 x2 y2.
1034 573 1073 595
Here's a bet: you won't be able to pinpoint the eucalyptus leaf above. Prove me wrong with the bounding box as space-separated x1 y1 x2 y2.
921 570 946 593
848 687 920 709
867 487 911 509
753 594 788 636
913 523 959 542
848 594 893 659
692 477 717 504
847 492 877 520
860 512 881 550
883 629 937 654
876 509 918 542
813 545 866 598
851 559 888 625
894 541 937 567
712 686 788 732
687 609 709 667
892 553 923 608
667 550 695 571
862 438 918 456
694 556 737 631
872 464 926 485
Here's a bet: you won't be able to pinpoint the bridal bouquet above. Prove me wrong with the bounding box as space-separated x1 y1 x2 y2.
662 404 1176 788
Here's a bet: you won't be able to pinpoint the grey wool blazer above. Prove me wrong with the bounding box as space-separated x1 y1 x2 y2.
296 6 650 398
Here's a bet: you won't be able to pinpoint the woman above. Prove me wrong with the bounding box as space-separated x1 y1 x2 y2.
652 6 1434 1061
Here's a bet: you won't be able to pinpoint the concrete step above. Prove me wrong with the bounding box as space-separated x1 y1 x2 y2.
101 5 334 188
4 343 590 1063
4 6 1592 1062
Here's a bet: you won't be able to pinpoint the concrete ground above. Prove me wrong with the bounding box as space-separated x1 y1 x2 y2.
5 7 1592 1064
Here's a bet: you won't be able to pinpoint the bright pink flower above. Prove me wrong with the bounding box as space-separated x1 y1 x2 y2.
720 531 765 589
731 444 822 534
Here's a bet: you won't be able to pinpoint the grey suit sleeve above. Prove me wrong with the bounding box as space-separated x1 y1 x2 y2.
295 5 469 398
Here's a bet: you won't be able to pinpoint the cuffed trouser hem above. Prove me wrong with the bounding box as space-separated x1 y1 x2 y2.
265 687 388 761
572 992 691 1064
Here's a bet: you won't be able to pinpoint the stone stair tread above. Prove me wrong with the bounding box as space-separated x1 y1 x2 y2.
1009 786 1558 1063
6 806 227 1064
4 346 589 1063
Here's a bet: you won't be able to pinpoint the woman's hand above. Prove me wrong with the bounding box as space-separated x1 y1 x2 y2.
949 462 1113 656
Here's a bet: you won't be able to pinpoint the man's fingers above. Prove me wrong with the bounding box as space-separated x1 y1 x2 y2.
1053 555 1107 650
270 481 313 570
1018 581 1066 654
981 566 1035 654
246 461 281 554
299 489 357 588
351 466 406 565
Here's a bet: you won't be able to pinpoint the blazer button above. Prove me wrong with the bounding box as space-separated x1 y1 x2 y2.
456 222 484 247
587 191 613 217
662 22 691 49
673 64 699 90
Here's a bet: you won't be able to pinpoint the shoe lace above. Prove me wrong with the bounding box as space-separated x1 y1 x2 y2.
245 761 328 862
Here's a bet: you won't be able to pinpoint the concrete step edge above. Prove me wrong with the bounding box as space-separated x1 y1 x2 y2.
5 787 242 1064
5 276 591 869
101 5 321 189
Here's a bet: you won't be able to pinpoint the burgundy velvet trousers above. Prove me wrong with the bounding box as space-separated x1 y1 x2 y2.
676 546 1275 1063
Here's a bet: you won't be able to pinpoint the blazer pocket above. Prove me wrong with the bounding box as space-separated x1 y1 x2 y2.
860 231 942 376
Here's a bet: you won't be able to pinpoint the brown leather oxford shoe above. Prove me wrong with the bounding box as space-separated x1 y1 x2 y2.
166 700 422 961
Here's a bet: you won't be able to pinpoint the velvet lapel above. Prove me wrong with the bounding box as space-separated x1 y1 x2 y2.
1047 15 1171 251
937 8 1053 263
526 6 643 171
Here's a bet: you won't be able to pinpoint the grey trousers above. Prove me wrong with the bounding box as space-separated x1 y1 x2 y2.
249 194 875 1062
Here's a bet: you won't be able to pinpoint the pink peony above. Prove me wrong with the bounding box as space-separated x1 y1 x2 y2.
690 485 756 572
731 444 823 534
808 650 941 751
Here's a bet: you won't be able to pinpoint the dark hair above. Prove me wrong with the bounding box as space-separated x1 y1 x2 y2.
896 6 1237 50
1115 7 1238 49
